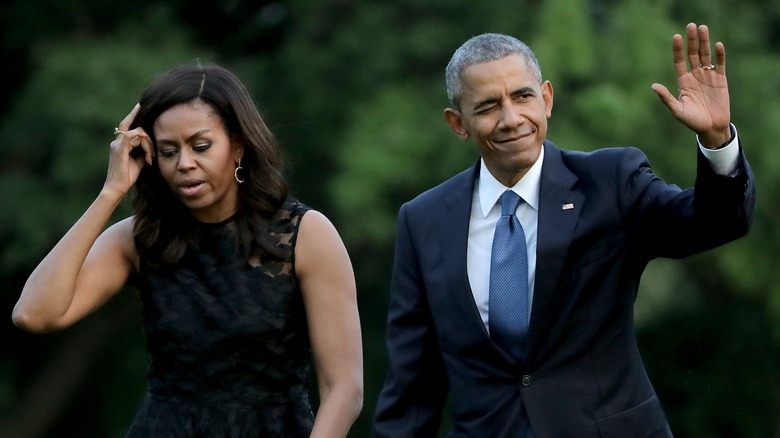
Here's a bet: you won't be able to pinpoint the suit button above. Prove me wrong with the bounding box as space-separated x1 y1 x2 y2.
521 375 531 387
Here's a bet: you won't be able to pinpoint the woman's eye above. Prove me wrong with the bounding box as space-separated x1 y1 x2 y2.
158 149 177 158
193 143 212 152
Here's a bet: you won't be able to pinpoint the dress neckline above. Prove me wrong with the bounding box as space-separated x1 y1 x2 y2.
195 213 238 230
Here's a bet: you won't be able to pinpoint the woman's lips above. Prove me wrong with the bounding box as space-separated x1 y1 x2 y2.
179 180 204 197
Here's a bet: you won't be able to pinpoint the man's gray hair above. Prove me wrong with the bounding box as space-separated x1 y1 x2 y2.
445 33 542 109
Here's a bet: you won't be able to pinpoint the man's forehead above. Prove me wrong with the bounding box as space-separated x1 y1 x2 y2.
460 57 538 103
462 54 534 80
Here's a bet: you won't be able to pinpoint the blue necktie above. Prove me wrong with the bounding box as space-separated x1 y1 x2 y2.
488 190 529 361
489 190 536 437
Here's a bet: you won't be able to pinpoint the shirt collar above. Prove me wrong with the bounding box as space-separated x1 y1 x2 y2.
478 146 543 218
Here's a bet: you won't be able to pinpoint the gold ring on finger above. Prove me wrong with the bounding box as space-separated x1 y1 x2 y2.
114 127 126 135
700 64 715 71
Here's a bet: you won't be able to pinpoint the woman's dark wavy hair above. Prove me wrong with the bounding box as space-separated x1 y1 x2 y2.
129 63 288 267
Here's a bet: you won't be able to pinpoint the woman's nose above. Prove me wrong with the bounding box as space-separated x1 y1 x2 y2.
177 148 196 170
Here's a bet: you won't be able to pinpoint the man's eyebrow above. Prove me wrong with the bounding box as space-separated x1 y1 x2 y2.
511 86 536 96
156 129 212 146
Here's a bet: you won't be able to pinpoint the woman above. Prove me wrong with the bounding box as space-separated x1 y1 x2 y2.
12 64 363 437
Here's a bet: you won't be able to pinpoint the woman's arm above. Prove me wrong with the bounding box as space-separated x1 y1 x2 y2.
295 210 363 438
12 104 152 332
13 210 137 332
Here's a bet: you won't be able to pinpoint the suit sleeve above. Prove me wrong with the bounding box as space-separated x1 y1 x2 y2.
625 138 755 259
692 138 755 239
372 203 448 438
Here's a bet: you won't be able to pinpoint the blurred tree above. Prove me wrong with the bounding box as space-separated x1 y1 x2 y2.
1 0 779 437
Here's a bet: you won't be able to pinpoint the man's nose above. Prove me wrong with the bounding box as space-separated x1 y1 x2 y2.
499 104 525 128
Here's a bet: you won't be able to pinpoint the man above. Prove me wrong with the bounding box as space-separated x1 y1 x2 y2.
372 23 755 437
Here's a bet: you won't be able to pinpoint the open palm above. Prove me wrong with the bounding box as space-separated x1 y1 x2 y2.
652 23 731 148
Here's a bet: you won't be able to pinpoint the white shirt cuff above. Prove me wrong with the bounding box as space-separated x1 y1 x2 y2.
698 124 739 176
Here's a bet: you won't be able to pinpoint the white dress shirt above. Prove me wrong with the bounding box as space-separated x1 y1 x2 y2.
467 127 740 332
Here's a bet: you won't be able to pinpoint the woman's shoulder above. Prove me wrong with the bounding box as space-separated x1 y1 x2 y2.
272 196 312 229
275 197 341 253
281 196 312 217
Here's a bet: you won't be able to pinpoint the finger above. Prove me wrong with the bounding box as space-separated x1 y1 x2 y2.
697 24 713 68
137 134 155 166
686 22 701 71
671 33 687 77
714 41 727 76
651 83 679 113
111 131 138 158
124 130 154 166
117 103 141 132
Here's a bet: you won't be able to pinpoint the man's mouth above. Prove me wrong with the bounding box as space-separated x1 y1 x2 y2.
496 133 530 143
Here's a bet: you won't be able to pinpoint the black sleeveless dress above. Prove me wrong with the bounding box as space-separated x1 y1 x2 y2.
126 198 315 437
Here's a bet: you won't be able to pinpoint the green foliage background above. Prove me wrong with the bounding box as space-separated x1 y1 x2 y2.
0 0 778 437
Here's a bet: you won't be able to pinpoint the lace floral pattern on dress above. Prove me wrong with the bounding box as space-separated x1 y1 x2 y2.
126 198 314 437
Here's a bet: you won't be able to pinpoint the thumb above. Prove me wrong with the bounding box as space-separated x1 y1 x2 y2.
651 83 678 112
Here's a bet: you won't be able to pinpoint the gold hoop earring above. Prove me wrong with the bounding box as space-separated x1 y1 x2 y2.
234 159 245 184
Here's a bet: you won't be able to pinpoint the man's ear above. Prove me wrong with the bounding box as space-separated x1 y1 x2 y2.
542 80 554 119
444 108 470 141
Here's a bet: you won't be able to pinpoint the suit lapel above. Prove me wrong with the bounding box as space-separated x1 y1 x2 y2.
526 141 584 363
440 161 493 338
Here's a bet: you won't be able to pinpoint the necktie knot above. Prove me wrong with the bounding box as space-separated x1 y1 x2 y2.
500 190 521 216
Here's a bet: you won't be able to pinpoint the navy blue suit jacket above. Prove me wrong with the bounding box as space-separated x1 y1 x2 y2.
373 140 755 438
